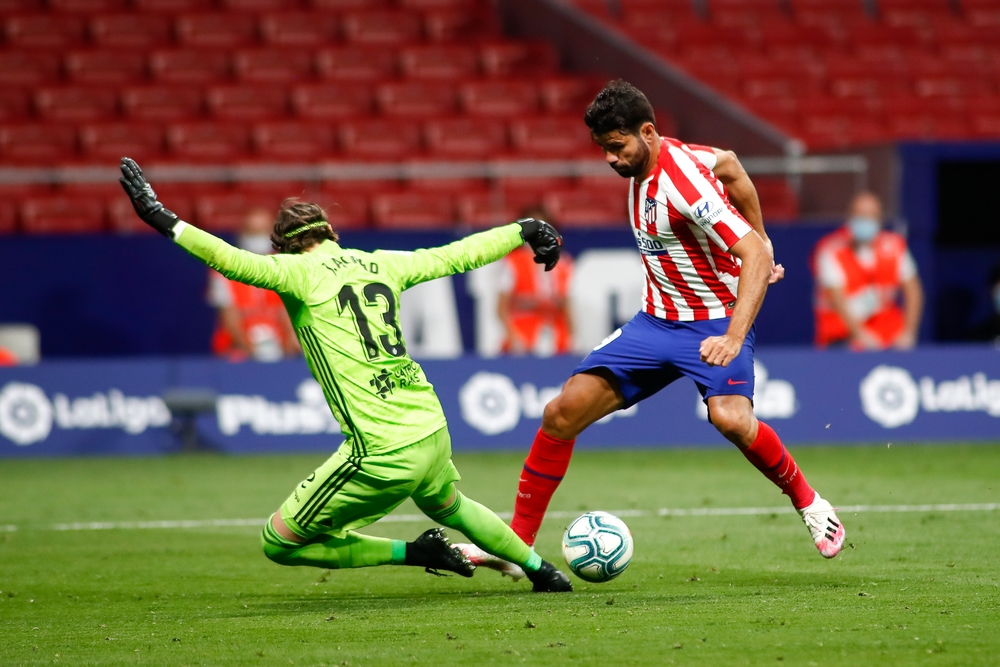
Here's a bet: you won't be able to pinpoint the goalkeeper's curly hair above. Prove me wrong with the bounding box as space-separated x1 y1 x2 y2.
270 199 339 254
584 79 657 136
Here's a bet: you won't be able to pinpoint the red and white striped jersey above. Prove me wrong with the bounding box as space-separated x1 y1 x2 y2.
629 137 754 321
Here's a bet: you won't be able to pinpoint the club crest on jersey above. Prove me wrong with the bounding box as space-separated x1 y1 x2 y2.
643 197 658 225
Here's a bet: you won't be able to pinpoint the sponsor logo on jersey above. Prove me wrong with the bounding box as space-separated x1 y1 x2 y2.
370 369 395 399
691 197 725 230
859 365 1000 428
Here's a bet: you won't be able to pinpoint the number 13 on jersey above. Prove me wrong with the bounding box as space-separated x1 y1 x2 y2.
338 282 407 360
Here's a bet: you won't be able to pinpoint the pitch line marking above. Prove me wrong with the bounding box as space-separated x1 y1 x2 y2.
27 503 1000 532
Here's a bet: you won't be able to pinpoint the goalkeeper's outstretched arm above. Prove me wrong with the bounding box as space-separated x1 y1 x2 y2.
118 157 306 297
390 218 564 291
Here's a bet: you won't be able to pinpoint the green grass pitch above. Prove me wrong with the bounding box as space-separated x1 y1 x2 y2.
1 443 998 666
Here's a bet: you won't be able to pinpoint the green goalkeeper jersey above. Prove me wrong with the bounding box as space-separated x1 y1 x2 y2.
175 221 524 457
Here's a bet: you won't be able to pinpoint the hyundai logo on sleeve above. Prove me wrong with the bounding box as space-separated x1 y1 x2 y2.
695 200 714 218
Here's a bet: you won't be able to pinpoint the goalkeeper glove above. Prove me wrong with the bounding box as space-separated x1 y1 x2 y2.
118 157 179 237
517 217 562 271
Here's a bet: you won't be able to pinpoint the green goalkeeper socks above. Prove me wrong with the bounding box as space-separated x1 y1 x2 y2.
261 520 406 569
419 488 542 573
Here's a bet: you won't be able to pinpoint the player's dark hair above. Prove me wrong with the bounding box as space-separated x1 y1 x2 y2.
270 199 338 254
584 79 656 136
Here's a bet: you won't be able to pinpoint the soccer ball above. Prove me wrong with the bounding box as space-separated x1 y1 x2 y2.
561 511 633 583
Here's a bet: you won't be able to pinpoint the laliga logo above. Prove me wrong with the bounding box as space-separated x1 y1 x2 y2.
0 381 170 446
860 365 1000 428
459 372 635 436
0 382 53 445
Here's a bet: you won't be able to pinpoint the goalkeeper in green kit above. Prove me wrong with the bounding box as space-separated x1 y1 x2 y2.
119 157 572 593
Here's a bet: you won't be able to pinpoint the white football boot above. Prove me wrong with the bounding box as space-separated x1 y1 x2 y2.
454 543 527 582
798 493 846 558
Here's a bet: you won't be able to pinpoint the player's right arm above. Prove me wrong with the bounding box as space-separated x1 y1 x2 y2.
383 220 562 291
118 157 308 299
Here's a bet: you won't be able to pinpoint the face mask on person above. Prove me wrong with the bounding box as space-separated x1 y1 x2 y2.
848 216 880 243
239 234 273 255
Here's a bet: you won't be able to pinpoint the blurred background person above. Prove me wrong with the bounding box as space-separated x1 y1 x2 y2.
813 192 923 351
968 264 1000 346
497 207 574 356
208 207 300 362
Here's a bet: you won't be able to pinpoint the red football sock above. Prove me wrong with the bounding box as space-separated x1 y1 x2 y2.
510 429 576 546
741 421 816 510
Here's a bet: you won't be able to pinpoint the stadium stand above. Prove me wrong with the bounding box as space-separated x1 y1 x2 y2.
0 0 655 232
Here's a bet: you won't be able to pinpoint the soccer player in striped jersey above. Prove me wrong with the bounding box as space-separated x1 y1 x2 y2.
117 157 572 593
470 81 844 573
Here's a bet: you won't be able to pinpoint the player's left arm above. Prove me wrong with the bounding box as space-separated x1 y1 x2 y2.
699 231 772 367
711 148 784 284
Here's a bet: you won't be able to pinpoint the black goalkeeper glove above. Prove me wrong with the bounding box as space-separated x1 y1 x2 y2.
517 217 562 271
118 157 179 237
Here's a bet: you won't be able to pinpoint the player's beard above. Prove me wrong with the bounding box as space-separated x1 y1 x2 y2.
612 140 651 179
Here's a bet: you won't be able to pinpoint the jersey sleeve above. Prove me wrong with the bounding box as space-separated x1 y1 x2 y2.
173 222 309 299
663 143 753 251
379 223 524 291
684 143 719 170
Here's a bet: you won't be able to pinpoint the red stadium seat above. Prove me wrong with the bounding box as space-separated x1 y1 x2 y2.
174 13 258 47
121 85 204 120
744 74 824 100
64 50 148 85
397 0 478 9
0 201 16 235
455 190 522 228
316 47 398 81
966 8 1000 28
166 122 251 160
133 0 204 10
886 113 970 139
205 85 289 120
259 12 340 46
509 115 595 157
314 190 370 230
339 119 423 159
970 112 1000 138
424 7 500 41
0 51 60 86
89 14 174 47
79 123 165 160
538 76 605 114
20 197 106 234
3 14 86 48
195 191 289 232
34 87 119 122
233 49 315 83
753 178 800 221
108 196 161 234
800 113 887 149
219 0 296 9
341 11 423 45
291 83 372 120
375 81 457 117
543 188 627 227
0 124 77 162
149 49 233 84
0 89 31 122
252 121 337 159
310 0 389 8
0 0 41 10
424 117 508 159
47 0 127 10
479 40 559 77
913 73 994 98
371 191 455 229
398 45 479 79
459 80 539 117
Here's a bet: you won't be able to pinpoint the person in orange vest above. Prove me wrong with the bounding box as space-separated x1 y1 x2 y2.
812 192 923 350
208 207 300 361
497 207 574 356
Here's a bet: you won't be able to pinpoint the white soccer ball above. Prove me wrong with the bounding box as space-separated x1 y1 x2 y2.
561 511 633 583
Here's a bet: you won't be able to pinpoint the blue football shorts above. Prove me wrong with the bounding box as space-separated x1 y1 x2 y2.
574 311 756 408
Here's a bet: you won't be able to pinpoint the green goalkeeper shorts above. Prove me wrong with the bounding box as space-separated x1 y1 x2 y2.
279 427 460 539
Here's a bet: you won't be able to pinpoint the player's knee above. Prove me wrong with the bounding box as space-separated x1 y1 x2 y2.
708 403 751 440
541 398 576 440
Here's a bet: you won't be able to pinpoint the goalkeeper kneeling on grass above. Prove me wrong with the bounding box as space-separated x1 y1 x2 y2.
118 157 572 593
